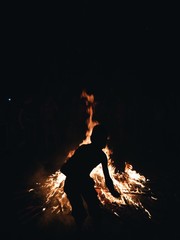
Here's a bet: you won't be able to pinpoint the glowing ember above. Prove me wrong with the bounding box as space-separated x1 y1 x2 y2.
29 90 156 221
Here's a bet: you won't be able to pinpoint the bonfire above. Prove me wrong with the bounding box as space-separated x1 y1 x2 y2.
28 90 157 223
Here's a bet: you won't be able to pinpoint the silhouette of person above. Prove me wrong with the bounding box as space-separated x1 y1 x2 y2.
61 124 120 232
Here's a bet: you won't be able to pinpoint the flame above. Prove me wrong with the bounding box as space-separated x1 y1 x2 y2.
29 90 156 221
80 90 99 145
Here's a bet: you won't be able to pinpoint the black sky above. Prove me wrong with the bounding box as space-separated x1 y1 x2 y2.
1 3 180 239
2 2 177 96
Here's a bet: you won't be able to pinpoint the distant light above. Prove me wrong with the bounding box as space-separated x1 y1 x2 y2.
8 98 11 102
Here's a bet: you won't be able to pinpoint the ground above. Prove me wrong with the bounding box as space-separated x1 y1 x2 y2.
1 143 179 240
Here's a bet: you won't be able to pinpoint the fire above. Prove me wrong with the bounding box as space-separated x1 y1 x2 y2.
29 90 156 221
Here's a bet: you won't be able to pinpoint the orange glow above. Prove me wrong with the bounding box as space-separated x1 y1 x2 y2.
80 90 99 145
29 90 156 221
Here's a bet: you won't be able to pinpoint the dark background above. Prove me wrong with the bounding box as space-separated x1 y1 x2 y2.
1 2 179 239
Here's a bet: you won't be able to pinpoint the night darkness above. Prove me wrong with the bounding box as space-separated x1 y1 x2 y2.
1 2 179 240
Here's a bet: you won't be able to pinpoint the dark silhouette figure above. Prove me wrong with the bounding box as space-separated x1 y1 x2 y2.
61 124 120 232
